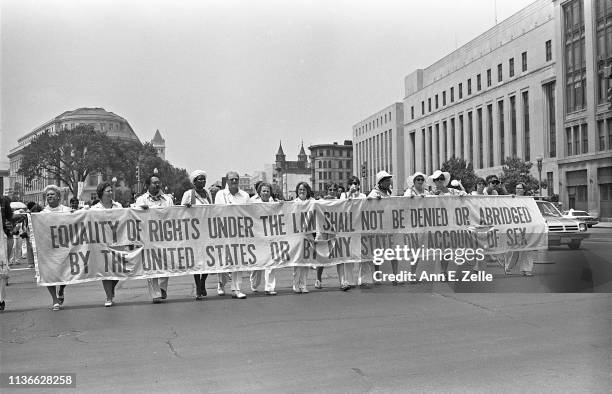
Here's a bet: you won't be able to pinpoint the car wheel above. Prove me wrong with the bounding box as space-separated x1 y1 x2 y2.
568 240 581 250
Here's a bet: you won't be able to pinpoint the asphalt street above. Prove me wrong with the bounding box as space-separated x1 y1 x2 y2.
1 226 611 393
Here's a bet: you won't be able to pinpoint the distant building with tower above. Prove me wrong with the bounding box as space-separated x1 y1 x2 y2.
273 142 311 199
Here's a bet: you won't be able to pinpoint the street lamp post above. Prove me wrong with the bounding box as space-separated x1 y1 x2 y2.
536 157 543 197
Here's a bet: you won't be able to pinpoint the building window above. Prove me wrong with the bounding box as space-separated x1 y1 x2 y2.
459 114 464 158
450 118 456 159
521 52 527 72
428 126 433 172
422 101 425 115
428 98 432 112
468 111 473 166
318 161 322 168
564 0 586 112
510 96 517 157
477 108 483 169
421 128 426 170
543 82 556 158
598 119 606 151
442 121 447 164
523 91 530 161
435 94 439 109
442 91 446 106
487 69 492 87
509 58 515 77
450 87 454 102
573 126 580 156
566 127 572 155
581 124 588 154
498 64 503 82
498 100 505 164
477 74 481 91
411 106 414 120
467 79 472 95
596 0 612 104
545 40 552 61
458 83 463 99
488 104 494 166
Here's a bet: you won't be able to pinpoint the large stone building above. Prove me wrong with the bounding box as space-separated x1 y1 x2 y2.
353 0 612 220
309 141 353 196
353 103 405 194
273 142 311 199
7 107 165 205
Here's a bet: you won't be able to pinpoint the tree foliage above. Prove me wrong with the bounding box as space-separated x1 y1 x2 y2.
500 156 546 195
18 125 190 202
441 156 478 192
18 125 112 195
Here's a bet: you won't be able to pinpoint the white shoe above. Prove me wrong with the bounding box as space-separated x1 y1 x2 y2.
232 291 247 299
217 284 225 296
300 286 309 294
251 286 259 292
314 280 322 289
104 299 113 307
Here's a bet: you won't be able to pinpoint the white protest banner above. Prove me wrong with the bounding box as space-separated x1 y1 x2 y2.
29 196 547 285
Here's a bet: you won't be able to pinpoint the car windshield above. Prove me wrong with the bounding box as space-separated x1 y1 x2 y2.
537 201 562 217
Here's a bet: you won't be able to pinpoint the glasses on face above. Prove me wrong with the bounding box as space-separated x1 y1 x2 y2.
415 178 424 182
434 177 444 182
491 180 500 185
194 177 206 182
516 187 523 190
229 178 239 182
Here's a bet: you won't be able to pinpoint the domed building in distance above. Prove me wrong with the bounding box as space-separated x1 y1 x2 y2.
7 107 164 204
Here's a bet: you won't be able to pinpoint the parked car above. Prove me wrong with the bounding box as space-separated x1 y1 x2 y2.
561 209 599 227
536 201 589 249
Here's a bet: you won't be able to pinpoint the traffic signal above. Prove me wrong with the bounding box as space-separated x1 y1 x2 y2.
361 163 367 178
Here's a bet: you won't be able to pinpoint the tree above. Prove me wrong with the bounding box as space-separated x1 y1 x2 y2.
500 156 546 195
18 125 113 196
441 157 478 192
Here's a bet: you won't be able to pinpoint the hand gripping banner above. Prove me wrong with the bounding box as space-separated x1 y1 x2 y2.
29 196 547 285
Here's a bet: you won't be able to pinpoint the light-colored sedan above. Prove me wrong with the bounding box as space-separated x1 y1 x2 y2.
561 209 599 227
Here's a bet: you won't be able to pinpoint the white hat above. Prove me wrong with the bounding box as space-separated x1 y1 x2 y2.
406 171 427 188
450 179 461 188
428 170 450 187
375 170 393 185
189 169 207 184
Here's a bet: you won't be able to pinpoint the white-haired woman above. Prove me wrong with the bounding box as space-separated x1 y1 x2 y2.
42 185 71 310
181 170 212 300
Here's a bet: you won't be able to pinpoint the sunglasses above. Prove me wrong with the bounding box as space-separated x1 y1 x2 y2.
415 178 424 182
434 177 445 182
229 178 239 182
491 180 500 185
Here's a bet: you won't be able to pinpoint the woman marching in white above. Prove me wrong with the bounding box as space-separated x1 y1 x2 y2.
339 176 368 288
249 182 278 295
181 170 213 300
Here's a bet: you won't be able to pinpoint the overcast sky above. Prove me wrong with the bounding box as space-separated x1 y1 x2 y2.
1 0 535 184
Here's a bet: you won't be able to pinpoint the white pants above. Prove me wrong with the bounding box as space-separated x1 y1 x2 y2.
250 269 276 291
337 263 355 286
219 271 242 291
293 266 309 291
147 277 168 299
357 262 375 285
504 251 536 273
